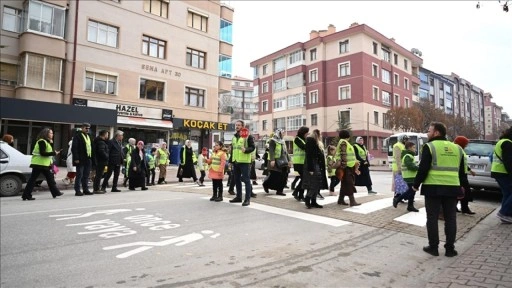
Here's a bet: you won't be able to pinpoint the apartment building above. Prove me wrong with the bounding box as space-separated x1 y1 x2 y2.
0 0 233 160
483 93 503 140
418 67 455 115
250 23 423 162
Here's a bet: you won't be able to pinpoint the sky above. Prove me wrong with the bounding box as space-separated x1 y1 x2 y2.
228 0 512 115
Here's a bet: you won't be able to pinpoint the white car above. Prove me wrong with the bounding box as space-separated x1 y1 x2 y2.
0 141 42 197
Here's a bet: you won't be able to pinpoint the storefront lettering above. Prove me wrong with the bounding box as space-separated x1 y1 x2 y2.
141 64 182 78
117 105 143 117
184 119 228 130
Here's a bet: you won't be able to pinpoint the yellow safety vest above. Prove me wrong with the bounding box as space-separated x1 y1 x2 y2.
326 155 336 177
232 136 251 163
181 146 197 165
491 139 512 174
392 142 405 172
423 140 462 186
147 154 155 169
31 139 53 167
401 153 417 179
157 148 168 165
336 139 356 168
81 133 91 157
210 151 225 172
292 137 306 165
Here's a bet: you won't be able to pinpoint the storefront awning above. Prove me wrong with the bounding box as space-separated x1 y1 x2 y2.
118 116 173 129
0 97 117 126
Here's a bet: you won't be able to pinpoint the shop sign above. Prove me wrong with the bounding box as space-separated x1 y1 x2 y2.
183 119 228 130
76 99 169 120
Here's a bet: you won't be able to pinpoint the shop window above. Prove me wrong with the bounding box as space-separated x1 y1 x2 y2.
185 86 205 108
140 78 164 101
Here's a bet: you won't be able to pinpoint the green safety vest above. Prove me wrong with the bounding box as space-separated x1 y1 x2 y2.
82 133 91 157
31 139 53 167
356 144 367 160
336 139 356 168
491 139 512 174
232 137 251 163
462 149 469 174
423 140 462 186
124 144 133 176
181 146 197 165
326 155 336 177
401 154 417 179
211 151 225 172
157 148 168 165
392 142 405 172
292 137 306 165
147 154 155 169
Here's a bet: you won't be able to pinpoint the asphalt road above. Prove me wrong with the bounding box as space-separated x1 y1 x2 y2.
0 171 501 288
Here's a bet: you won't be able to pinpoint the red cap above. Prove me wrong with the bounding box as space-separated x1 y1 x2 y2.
454 136 469 148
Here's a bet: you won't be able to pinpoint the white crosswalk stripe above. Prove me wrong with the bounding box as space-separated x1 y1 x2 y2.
394 207 427 226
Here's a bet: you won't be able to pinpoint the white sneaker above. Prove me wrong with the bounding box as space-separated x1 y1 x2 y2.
62 178 70 185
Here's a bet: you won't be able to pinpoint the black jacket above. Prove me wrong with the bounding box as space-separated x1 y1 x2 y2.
302 136 328 190
413 136 465 197
93 136 109 167
107 138 124 166
129 147 148 176
72 132 92 166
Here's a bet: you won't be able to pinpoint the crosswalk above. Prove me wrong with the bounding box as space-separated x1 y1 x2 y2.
163 181 429 227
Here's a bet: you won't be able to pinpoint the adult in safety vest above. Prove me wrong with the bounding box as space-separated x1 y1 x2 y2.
72 122 94 196
22 127 63 200
392 141 419 212
156 142 170 184
263 129 291 197
354 136 377 195
146 147 157 186
122 138 136 188
491 127 512 223
392 134 409 195
412 122 465 258
335 129 361 207
177 140 199 184
228 120 256 206
291 126 309 201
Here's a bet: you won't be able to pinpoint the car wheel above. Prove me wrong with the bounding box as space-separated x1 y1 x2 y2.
0 174 23 197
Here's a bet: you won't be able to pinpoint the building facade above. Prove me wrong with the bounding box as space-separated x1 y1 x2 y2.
419 67 455 115
0 0 234 162
250 23 423 163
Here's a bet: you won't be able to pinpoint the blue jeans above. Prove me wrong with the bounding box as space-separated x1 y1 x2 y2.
233 162 252 200
75 159 91 193
495 176 512 216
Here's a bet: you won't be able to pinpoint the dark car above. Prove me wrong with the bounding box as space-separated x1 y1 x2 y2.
464 139 500 191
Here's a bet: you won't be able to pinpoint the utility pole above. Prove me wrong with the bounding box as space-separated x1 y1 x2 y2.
366 111 370 145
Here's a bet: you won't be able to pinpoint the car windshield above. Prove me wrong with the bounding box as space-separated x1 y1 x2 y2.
464 142 495 157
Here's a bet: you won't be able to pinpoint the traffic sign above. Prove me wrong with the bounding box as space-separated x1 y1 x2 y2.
240 128 249 138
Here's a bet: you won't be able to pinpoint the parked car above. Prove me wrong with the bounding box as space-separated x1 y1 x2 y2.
0 141 42 197
464 139 500 191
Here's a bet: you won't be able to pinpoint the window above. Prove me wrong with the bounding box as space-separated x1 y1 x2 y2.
273 97 286 110
404 59 408 70
338 85 351 100
19 53 62 90
405 97 410 108
339 40 349 54
262 100 268 112
289 50 303 65
142 35 166 59
24 1 65 37
404 78 409 90
186 48 206 69
287 93 303 108
383 113 390 129
286 72 303 89
273 78 286 92
273 57 285 73
85 71 117 95
394 94 400 107
382 91 391 106
393 73 399 86
187 10 208 32
393 53 398 65
372 42 378 55
381 69 390 84
372 86 379 100
219 55 232 78
339 110 351 124
140 78 164 101
287 115 306 131
272 117 286 131
143 0 168 18
381 46 391 62
338 62 350 77
262 64 268 75
372 63 379 78
309 90 318 104
262 120 267 131
374 111 379 125
0 62 18 86
311 114 318 126
2 6 21 33
309 69 318 83
262 82 268 93
87 20 118 47
220 19 232 43
310 48 317 61
185 86 205 107
372 137 378 150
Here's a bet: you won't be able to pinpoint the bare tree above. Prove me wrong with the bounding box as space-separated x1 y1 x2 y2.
386 106 424 132
218 94 239 114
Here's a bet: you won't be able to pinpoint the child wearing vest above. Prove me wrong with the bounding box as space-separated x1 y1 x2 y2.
146 147 157 186
392 141 419 212
206 141 227 202
326 145 339 196
197 147 208 186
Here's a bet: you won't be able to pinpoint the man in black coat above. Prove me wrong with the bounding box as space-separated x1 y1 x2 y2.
101 130 124 192
72 123 93 196
92 130 109 193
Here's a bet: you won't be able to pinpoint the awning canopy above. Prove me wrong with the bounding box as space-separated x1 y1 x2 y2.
117 116 173 129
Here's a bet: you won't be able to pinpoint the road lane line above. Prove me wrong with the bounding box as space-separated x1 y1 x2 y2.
343 197 394 214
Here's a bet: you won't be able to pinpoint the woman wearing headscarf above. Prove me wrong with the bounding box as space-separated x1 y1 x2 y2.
177 140 199 185
22 128 64 200
302 129 328 208
263 129 291 196
353 136 377 194
128 140 149 191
